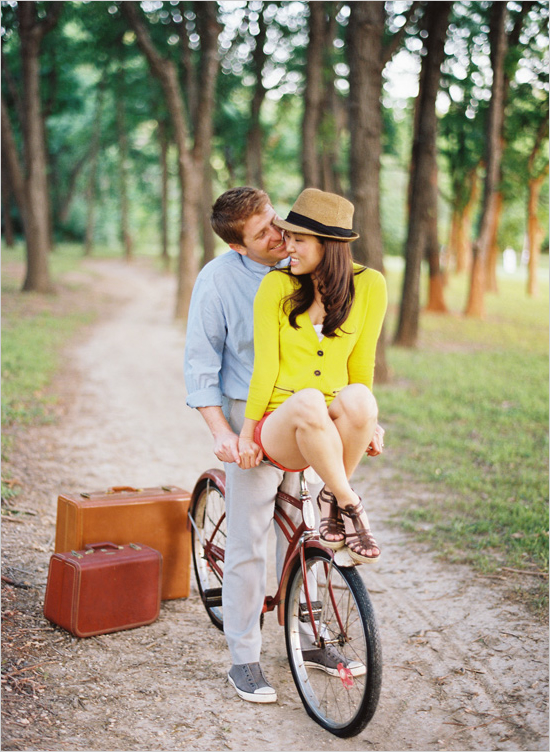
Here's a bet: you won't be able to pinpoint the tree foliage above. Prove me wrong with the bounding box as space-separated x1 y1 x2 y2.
1 1 548 331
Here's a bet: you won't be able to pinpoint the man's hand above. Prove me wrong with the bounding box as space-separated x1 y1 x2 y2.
197 406 241 464
366 423 385 457
213 429 241 464
237 437 263 469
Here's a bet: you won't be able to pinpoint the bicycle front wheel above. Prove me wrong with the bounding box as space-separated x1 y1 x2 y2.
284 547 382 737
190 473 227 631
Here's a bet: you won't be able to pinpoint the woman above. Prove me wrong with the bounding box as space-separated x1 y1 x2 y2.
238 188 387 563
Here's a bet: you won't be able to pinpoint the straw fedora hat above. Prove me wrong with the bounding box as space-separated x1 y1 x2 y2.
274 188 359 242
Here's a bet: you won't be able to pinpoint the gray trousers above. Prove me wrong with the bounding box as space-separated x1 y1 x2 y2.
222 399 321 665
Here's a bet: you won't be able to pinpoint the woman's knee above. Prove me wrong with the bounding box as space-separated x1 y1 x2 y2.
291 388 328 428
336 384 378 426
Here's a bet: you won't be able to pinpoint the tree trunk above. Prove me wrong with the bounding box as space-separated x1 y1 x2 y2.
17 2 62 292
348 3 385 273
158 117 170 268
485 189 503 293
447 167 479 274
115 68 133 261
464 2 507 317
201 159 216 267
1 166 15 246
58 150 90 226
394 2 451 346
83 169 97 257
1 62 27 236
178 1 198 122
527 170 547 297
193 2 220 271
425 165 448 313
347 2 389 381
84 73 106 257
302 1 325 188
526 113 549 298
455 167 479 273
1 95 27 229
121 1 220 320
122 2 195 315
20 20 52 291
319 7 342 194
245 8 267 188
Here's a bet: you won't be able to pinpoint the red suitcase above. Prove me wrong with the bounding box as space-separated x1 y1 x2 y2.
44 542 162 637
54 485 191 600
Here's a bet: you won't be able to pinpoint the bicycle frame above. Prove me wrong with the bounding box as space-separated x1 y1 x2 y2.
267 476 325 632
190 467 340 642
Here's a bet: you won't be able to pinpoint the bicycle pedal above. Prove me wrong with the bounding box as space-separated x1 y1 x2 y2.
203 587 223 607
334 548 356 567
298 601 322 623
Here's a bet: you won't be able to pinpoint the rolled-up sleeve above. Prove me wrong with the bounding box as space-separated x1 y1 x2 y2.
184 274 226 408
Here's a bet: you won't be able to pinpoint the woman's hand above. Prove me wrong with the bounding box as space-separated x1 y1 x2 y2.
237 436 264 469
366 423 385 457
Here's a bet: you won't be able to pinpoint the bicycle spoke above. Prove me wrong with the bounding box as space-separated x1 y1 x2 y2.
191 478 227 631
284 547 382 737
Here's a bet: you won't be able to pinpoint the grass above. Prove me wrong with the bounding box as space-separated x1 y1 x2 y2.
372 256 549 611
1 243 101 501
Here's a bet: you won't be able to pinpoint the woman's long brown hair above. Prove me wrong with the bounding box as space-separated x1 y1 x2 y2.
281 238 365 337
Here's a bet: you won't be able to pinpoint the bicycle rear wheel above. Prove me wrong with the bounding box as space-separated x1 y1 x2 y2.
190 474 226 631
284 547 382 737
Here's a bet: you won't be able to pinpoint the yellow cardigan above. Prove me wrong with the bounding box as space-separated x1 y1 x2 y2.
245 264 387 421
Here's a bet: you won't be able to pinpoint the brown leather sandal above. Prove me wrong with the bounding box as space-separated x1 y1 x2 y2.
341 501 381 563
317 487 345 550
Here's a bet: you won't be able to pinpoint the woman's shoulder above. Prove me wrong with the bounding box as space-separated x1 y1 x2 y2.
255 267 297 307
353 264 386 288
260 267 297 292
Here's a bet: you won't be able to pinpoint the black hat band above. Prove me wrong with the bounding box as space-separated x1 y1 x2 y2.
285 211 355 238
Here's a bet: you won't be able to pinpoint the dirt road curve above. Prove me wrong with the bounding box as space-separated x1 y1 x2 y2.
2 259 548 752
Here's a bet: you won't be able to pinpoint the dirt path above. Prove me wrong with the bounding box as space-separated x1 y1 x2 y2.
2 259 548 752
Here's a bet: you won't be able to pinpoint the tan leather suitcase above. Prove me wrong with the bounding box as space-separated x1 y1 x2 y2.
54 485 191 600
44 542 162 637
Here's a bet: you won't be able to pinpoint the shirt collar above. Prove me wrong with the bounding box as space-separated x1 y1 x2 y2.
239 252 284 276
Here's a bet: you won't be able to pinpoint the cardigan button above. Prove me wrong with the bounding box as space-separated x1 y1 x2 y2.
317 350 324 356
314 370 321 376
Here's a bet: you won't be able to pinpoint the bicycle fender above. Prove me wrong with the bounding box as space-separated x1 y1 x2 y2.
190 468 226 505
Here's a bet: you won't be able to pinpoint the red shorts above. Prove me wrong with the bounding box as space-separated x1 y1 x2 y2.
254 413 309 473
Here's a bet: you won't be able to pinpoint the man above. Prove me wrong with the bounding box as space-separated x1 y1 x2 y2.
185 187 324 704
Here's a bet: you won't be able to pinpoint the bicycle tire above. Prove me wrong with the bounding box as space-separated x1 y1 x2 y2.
284 546 382 737
190 475 227 631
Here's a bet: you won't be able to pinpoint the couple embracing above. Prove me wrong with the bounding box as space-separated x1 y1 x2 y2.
184 186 387 703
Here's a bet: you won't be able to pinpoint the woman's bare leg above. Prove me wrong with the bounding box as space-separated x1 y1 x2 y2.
326 384 379 557
260 389 357 507
261 386 379 557
327 384 378 478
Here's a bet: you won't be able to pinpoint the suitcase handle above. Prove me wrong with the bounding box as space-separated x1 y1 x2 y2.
84 542 121 551
79 486 142 498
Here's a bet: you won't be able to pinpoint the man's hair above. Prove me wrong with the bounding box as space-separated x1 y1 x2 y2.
211 187 271 245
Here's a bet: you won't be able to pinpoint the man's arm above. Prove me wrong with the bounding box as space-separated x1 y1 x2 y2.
185 271 239 464
198 406 241 465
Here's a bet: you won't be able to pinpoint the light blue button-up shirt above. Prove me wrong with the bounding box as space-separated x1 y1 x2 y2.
184 250 280 409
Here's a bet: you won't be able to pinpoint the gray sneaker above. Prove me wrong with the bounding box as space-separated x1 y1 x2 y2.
228 663 277 703
302 644 366 677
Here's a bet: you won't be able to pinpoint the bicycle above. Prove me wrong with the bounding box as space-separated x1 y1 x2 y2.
188 465 382 738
